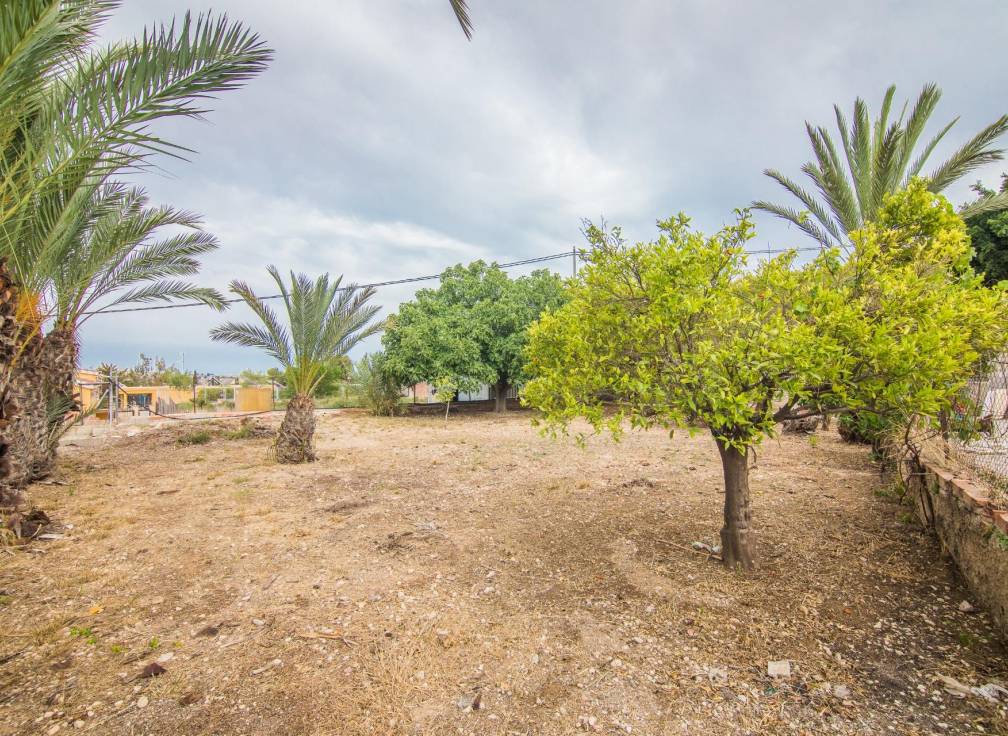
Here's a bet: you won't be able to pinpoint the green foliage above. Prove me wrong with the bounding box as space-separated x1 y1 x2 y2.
527 183 1007 469
69 626 97 645
177 429 212 446
0 2 272 297
382 261 566 393
753 84 1008 247
278 356 352 400
354 352 404 416
210 267 383 399
121 354 192 388
965 175 1008 286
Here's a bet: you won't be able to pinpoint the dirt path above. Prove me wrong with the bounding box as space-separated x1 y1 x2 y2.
1 411 1005 735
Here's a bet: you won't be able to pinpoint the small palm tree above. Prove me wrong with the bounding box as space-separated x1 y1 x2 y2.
753 84 1008 248
210 267 382 463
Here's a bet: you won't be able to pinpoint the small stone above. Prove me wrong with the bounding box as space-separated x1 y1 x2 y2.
252 618 266 626
958 600 975 613
767 660 791 678
833 684 851 699
136 695 149 708
74 720 85 729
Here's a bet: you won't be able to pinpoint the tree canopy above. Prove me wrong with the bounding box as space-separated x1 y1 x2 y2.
966 174 1008 286
382 261 566 411
525 182 1007 569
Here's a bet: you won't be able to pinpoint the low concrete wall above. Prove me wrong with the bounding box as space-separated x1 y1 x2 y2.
910 460 1008 639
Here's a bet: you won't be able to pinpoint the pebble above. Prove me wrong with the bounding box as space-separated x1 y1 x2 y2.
767 660 791 678
136 695 149 708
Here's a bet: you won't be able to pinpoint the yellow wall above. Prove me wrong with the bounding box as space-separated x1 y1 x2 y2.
236 386 273 412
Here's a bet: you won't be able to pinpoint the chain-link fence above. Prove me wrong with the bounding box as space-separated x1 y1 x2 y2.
946 356 1008 497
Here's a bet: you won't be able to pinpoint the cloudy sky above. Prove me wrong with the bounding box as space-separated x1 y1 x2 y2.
80 0 1008 373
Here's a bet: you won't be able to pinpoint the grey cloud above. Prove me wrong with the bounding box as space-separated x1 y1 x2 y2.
79 0 1008 372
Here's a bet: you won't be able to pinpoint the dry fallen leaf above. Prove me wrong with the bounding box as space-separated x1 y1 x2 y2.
88 604 104 615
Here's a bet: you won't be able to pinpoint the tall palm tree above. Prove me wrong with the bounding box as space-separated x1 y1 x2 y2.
0 2 269 494
753 84 1008 248
210 268 383 463
29 184 224 471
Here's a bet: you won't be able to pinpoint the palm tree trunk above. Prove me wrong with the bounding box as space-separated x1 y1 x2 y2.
274 393 316 463
32 326 79 478
0 259 21 507
0 260 44 506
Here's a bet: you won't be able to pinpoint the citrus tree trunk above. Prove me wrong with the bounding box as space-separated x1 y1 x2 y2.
494 380 509 414
716 437 757 571
274 393 316 463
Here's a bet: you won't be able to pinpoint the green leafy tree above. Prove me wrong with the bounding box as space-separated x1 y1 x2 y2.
753 84 1008 247
383 261 566 413
525 184 1006 570
210 267 382 463
965 174 1008 285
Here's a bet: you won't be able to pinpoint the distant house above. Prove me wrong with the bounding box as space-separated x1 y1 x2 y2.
407 381 517 404
73 369 275 418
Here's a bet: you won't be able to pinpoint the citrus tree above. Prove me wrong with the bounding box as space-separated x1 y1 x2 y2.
382 261 565 413
524 184 1006 570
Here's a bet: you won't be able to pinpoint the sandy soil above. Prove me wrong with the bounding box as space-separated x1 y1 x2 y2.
1 410 1006 735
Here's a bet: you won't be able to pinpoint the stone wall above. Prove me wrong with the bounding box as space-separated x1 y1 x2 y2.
910 460 1008 640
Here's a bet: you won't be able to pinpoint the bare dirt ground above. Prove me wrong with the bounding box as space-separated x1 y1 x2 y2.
1 410 1006 735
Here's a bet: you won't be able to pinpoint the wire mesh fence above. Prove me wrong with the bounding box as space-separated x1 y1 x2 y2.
946 355 1008 496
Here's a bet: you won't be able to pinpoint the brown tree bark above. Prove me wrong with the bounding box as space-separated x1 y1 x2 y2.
716 437 757 571
29 326 78 479
0 259 43 506
0 259 20 507
274 393 316 463
494 380 509 414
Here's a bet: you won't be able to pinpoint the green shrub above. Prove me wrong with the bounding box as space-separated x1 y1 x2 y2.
354 353 405 416
177 429 212 446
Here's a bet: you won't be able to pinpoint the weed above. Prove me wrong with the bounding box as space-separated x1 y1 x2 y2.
70 626 98 645
148 636 161 650
177 430 212 446
225 424 254 440
992 528 1008 552
957 630 977 648
110 643 124 654
0 595 10 606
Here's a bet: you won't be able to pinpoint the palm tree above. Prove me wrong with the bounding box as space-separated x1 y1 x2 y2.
753 84 1008 248
0 2 269 493
210 267 383 463
28 184 224 471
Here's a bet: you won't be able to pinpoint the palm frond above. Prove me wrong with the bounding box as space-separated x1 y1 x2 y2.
211 267 383 397
448 0 473 40
960 189 1008 221
755 84 1008 247
927 115 1008 191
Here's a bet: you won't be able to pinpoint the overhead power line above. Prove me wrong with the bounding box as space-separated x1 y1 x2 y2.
82 245 826 317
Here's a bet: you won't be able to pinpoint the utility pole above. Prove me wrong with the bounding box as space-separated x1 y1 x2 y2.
192 370 197 414
571 245 577 278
